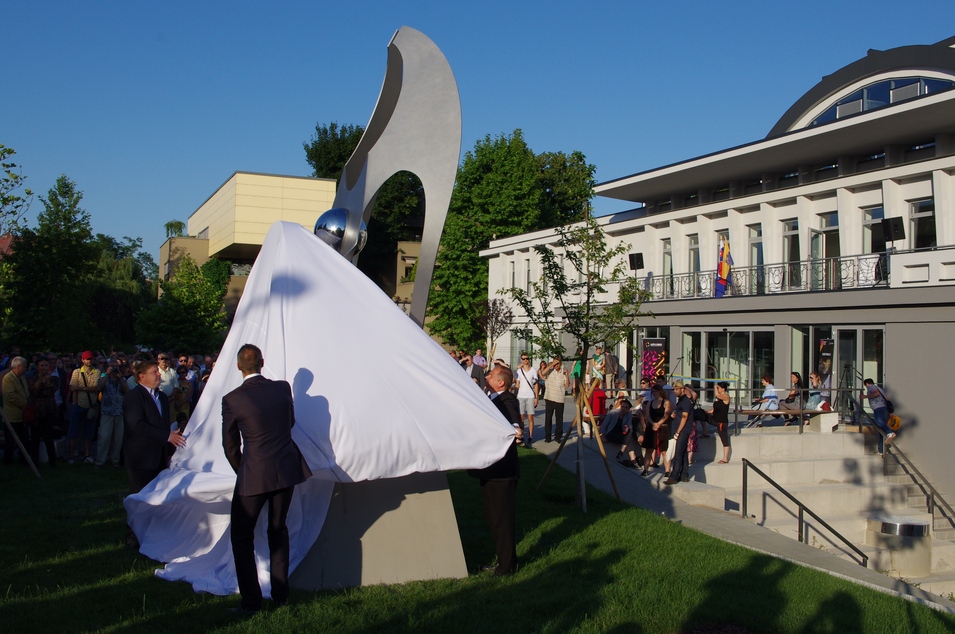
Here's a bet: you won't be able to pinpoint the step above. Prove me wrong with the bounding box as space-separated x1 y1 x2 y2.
725 481 911 521
699 428 869 462
639 468 725 510
757 509 928 546
686 454 887 489
915 570 955 597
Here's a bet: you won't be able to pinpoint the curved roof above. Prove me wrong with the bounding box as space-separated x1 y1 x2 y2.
767 36 955 138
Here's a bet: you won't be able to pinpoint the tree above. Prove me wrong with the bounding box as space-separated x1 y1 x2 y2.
503 211 653 510
135 255 228 352
304 122 365 183
427 130 596 351
476 298 513 359
164 220 186 238
0 175 98 350
0 144 33 235
86 234 159 348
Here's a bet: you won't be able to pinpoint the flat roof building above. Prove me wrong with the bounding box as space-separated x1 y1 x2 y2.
159 171 336 315
483 36 955 504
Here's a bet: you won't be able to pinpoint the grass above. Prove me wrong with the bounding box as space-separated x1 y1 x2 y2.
1 450 954 633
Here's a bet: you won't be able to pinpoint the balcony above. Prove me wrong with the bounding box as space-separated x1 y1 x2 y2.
644 253 890 301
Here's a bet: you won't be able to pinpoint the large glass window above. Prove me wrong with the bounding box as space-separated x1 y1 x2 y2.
863 207 885 254
524 258 532 294
688 234 701 297
811 212 840 290
749 224 765 295
911 199 936 249
809 77 955 128
783 219 801 290
662 238 673 298
688 234 700 274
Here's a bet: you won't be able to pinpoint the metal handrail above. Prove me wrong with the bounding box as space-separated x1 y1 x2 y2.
885 445 955 535
741 458 869 568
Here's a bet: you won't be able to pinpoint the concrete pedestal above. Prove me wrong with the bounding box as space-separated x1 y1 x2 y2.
865 515 931 577
290 471 468 590
807 412 839 434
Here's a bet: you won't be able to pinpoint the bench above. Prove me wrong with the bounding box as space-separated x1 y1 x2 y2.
734 408 826 428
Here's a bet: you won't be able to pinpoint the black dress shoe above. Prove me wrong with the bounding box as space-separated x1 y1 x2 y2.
227 607 260 616
681 476 689 482
663 478 679 486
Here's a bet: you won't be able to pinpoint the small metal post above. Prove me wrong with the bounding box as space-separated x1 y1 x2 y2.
798 506 805 543
741 460 748 518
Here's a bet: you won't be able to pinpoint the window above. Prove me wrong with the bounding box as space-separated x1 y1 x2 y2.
524 258 532 294
862 207 885 254
782 220 801 289
688 234 700 274
662 239 673 298
809 77 955 128
509 260 516 289
749 224 764 295
911 199 936 249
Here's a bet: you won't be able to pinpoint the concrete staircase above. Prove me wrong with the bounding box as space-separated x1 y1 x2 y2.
652 423 955 598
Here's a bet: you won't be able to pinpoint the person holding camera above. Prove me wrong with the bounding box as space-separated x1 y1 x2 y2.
540 354 569 443
95 361 128 466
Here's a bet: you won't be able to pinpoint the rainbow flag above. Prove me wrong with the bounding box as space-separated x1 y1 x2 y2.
715 238 733 298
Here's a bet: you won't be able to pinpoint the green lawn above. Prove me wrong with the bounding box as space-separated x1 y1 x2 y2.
1 450 953 633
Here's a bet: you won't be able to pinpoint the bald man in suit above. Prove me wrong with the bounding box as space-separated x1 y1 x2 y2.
222 344 312 614
468 365 523 576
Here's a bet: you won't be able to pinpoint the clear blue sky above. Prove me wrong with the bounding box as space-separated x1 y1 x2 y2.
4 1 953 260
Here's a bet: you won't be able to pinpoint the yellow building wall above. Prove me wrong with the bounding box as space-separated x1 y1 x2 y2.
188 172 336 257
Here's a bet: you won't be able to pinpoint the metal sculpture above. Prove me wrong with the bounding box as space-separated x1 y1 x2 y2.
329 26 462 326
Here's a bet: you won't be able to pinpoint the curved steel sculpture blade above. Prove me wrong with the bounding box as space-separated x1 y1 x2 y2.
334 26 462 327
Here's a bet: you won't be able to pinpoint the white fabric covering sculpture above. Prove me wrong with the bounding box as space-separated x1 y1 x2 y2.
124 221 516 596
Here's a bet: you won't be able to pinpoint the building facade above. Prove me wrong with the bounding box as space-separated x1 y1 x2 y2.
483 36 955 499
159 171 337 315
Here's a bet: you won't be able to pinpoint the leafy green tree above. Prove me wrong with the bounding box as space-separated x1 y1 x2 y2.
86 234 159 348
0 144 33 235
503 212 653 510
0 175 98 350
427 130 596 350
304 122 365 184
164 220 186 238
135 255 228 352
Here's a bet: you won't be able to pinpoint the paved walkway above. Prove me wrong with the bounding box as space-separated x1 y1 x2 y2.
529 425 955 614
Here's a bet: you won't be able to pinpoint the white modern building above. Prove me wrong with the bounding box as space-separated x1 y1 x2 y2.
482 36 955 501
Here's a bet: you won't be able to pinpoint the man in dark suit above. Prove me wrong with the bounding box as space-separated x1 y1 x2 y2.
222 344 312 613
123 360 186 548
468 365 523 576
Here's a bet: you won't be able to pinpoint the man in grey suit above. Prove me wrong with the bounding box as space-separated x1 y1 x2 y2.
222 344 312 614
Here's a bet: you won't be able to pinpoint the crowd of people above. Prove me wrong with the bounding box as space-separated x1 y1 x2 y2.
0 346 217 468
448 347 741 487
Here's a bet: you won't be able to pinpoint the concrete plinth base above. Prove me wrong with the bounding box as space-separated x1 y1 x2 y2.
865 515 931 577
290 471 468 590
807 412 839 434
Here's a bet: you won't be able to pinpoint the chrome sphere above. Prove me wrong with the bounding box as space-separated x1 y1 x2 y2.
314 208 367 256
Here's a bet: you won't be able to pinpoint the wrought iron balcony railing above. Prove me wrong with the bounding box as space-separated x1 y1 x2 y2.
643 253 888 301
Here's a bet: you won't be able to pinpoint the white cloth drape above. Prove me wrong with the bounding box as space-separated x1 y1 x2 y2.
124 221 515 596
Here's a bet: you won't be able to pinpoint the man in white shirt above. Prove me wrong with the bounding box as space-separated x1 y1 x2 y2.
156 353 177 397
513 354 539 446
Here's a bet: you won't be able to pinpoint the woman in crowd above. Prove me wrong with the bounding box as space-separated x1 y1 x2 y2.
779 371 804 425
806 372 824 410
640 385 672 477
29 358 59 467
707 381 732 463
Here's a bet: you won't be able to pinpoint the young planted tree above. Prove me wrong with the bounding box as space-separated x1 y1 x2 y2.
503 211 652 510
476 298 513 361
